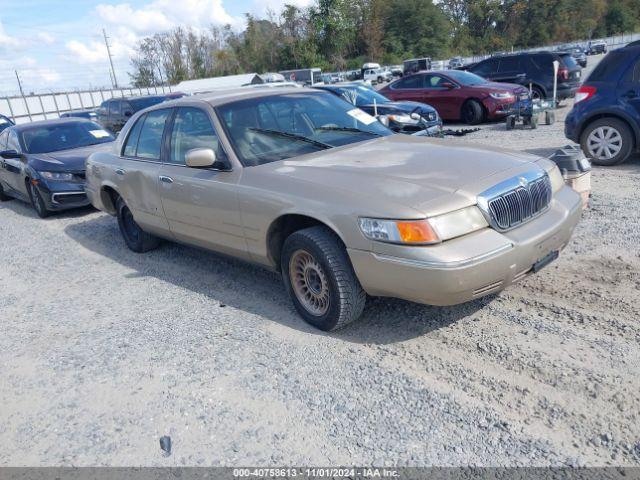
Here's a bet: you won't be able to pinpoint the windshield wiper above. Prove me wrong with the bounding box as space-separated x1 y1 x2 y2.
248 128 332 149
315 126 381 136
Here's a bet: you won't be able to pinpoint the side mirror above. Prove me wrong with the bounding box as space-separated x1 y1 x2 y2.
441 82 455 89
0 149 21 159
124 111 133 117
185 148 217 168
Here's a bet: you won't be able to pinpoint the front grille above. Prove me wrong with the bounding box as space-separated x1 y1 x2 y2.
479 172 552 232
52 192 87 205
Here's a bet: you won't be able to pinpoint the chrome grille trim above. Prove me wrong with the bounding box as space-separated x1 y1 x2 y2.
477 171 552 232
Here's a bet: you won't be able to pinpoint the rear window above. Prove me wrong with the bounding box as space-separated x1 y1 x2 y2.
588 51 629 82
559 53 578 69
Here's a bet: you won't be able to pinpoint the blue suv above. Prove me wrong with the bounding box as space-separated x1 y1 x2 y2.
565 41 640 165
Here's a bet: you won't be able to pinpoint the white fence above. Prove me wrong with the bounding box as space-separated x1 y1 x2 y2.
0 85 173 125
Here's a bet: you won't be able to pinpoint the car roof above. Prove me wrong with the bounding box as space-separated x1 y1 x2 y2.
10 117 96 132
173 87 319 107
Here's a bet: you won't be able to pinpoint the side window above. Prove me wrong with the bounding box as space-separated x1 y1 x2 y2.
122 102 134 116
393 74 424 89
0 130 9 150
135 109 171 160
109 100 121 116
122 114 146 157
7 131 20 152
423 74 447 89
169 107 224 166
98 101 109 116
471 59 498 76
498 57 521 72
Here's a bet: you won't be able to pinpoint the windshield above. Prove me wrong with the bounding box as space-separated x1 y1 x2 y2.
333 85 390 107
560 53 578 68
217 91 392 166
21 121 115 154
443 70 488 86
130 96 169 111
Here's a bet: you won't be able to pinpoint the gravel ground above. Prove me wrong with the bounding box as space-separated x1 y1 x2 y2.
1 54 640 467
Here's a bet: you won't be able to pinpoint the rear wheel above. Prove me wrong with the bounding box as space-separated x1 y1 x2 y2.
281 226 366 331
461 99 484 125
27 181 49 218
116 197 160 252
580 118 633 166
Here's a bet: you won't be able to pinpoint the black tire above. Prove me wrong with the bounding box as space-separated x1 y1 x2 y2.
580 117 634 166
530 114 539 129
461 99 484 125
377 76 383 84
545 110 556 125
27 181 50 218
116 197 160 253
530 86 545 102
281 226 366 331
506 116 516 130
0 182 13 202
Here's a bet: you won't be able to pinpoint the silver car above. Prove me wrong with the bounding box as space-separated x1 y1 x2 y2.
85 88 582 331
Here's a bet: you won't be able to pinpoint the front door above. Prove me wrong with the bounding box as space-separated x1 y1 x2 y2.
420 74 461 119
1 130 28 197
158 106 248 259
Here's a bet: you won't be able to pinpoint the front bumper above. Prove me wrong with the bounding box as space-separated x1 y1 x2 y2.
37 181 90 211
348 186 582 306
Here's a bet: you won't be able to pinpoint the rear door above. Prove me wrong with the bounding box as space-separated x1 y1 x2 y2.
117 108 172 236
158 106 247 259
385 74 426 102
619 55 640 119
469 58 500 81
495 56 526 85
109 100 125 132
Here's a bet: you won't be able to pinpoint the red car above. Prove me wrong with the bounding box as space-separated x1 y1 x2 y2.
379 70 530 125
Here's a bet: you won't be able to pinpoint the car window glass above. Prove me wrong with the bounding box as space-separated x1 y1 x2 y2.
169 108 224 166
0 130 8 149
588 51 628 81
122 102 134 115
498 57 520 72
122 114 146 157
471 59 498 76
623 58 640 83
135 109 171 160
7 131 20 152
109 100 121 115
423 75 447 89
98 101 109 115
393 75 424 89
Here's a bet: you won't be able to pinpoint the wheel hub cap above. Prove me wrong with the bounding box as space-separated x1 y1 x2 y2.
587 126 622 160
290 250 329 316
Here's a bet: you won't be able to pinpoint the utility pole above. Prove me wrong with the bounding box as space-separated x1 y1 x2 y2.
15 70 32 121
103 28 118 88
14 70 25 97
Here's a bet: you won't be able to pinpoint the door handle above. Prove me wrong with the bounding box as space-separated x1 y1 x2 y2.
159 175 173 184
115 168 125 176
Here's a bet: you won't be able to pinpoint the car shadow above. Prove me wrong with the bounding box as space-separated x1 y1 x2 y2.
64 214 487 345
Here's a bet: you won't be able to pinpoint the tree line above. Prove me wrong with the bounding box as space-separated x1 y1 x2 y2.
129 0 640 87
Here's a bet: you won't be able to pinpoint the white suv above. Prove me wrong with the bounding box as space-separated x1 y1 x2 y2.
363 68 392 84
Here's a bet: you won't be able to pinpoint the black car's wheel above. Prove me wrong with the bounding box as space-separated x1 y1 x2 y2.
580 118 633 166
461 99 484 125
0 182 13 202
530 86 545 101
27 181 50 218
116 197 160 252
281 226 366 331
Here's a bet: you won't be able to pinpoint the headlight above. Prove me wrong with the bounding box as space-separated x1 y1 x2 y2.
489 92 515 100
359 207 488 245
39 171 74 181
388 114 418 124
548 164 564 193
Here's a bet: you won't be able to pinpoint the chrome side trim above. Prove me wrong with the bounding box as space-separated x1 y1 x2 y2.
371 243 513 270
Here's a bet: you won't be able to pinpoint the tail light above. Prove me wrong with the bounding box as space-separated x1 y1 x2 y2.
558 67 569 81
575 85 596 103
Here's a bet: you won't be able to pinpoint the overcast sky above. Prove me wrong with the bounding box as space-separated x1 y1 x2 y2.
0 0 312 96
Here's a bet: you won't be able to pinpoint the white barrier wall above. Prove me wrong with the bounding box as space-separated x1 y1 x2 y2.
0 85 173 124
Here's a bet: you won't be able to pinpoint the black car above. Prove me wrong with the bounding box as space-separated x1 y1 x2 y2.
565 41 640 166
97 92 185 133
60 109 98 121
0 118 115 217
0 114 14 133
465 51 581 101
315 83 442 135
559 46 587 68
587 40 607 56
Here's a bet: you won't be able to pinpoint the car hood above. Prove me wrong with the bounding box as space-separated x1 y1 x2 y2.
257 135 541 213
28 142 114 172
362 101 436 114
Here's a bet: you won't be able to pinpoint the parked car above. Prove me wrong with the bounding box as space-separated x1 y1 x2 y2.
464 51 581 101
85 88 581 331
316 83 442 135
60 109 98 121
379 70 530 125
403 57 431 75
449 57 464 69
0 118 115 217
97 93 185 133
559 46 587 68
565 41 640 166
389 65 404 78
0 114 14 133
279 68 323 86
587 40 607 55
363 68 393 84
431 60 447 70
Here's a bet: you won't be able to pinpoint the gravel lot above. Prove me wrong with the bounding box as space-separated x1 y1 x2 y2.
1 54 639 467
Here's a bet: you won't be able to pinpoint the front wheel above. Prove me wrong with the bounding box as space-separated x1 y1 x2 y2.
0 182 13 202
580 118 633 166
281 226 366 331
27 181 50 218
116 197 160 252
461 100 484 125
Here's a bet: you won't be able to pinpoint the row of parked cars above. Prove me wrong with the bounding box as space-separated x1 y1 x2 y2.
0 42 637 330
